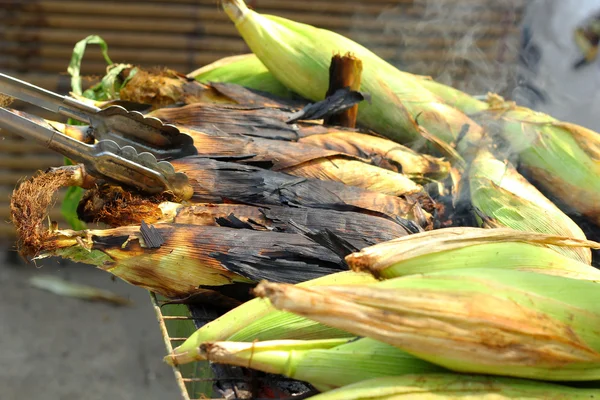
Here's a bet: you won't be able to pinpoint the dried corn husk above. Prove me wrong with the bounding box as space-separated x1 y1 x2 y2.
119 67 304 109
48 116 423 197
298 131 450 182
36 223 345 298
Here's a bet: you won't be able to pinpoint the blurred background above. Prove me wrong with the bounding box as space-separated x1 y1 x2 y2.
1 0 598 398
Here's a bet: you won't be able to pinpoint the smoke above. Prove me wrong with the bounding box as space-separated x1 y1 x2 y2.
351 0 525 97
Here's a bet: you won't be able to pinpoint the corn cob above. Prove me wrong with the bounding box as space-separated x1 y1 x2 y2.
11 167 354 297
48 115 423 197
346 226 600 281
221 0 485 155
298 131 450 182
482 95 600 227
40 223 351 298
191 337 445 392
414 77 600 227
304 374 599 400
172 129 424 196
217 3 600 222
78 194 412 246
255 267 600 381
169 271 376 365
171 157 431 226
469 149 591 264
188 53 295 99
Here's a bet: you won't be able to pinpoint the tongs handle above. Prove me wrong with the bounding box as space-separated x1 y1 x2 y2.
0 72 197 160
0 72 101 123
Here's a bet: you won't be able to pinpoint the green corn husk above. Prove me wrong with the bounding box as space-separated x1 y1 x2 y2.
483 95 600 227
469 150 591 264
414 77 600 227
221 0 485 155
346 227 600 281
188 53 296 99
168 271 376 366
194 338 445 392
255 268 600 381
416 76 490 115
305 374 599 400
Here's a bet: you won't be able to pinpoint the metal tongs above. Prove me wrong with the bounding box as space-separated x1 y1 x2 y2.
0 72 197 200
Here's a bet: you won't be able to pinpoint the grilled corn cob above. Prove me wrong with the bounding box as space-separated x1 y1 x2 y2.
469 150 591 264
171 157 431 226
79 195 412 246
169 271 376 365
221 0 485 155
255 267 600 381
346 227 600 281
188 53 295 98
48 116 423 197
483 95 600 227
415 78 600 227
305 374 599 400
192 338 445 392
178 131 423 196
40 224 348 298
149 102 357 141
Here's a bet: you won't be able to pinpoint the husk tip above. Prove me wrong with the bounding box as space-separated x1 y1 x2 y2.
221 0 250 23
344 253 383 278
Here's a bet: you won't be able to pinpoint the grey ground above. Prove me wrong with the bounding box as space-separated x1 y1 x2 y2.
0 244 182 400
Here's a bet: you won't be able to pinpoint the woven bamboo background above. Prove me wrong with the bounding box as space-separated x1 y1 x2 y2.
0 0 526 241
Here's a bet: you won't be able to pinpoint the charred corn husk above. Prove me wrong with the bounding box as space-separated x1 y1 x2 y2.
149 102 356 141
221 0 485 155
26 223 347 298
49 116 422 197
169 271 376 365
346 227 600 281
305 374 598 400
188 53 295 99
189 338 444 392
171 157 432 226
298 131 450 182
174 130 423 196
469 150 591 264
255 268 600 381
79 197 411 246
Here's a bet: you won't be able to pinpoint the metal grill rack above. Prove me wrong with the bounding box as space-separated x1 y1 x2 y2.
150 292 317 400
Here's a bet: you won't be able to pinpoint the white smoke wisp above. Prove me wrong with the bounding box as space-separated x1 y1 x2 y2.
353 0 525 98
